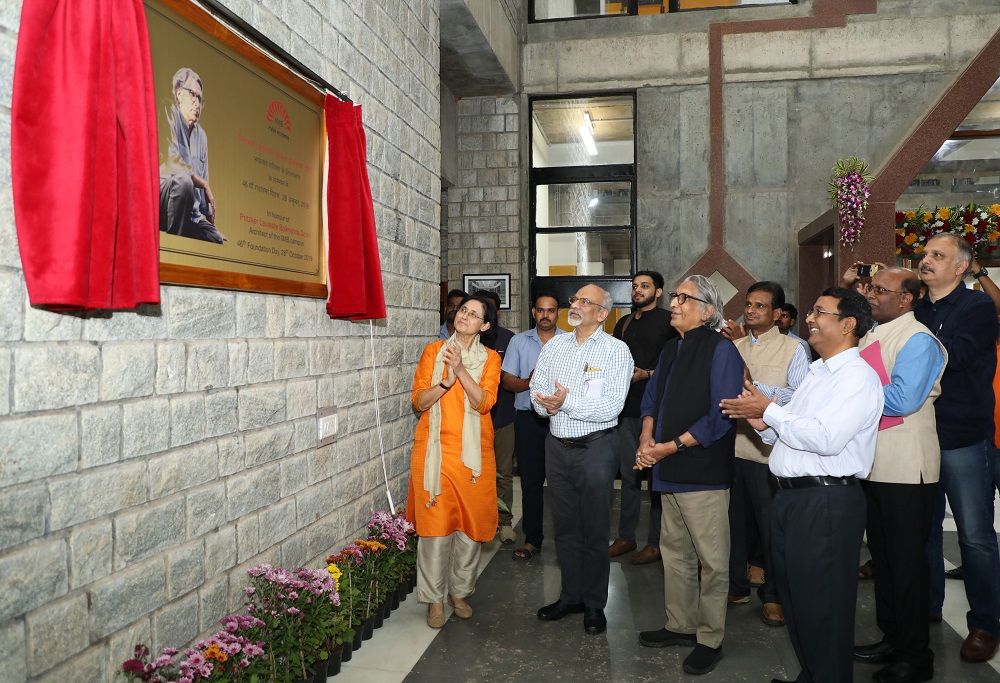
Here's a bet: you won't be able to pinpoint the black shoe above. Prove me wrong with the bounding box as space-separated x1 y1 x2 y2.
945 565 964 580
638 628 697 648
537 600 585 621
854 640 898 665
584 607 607 635
682 644 723 675
873 660 933 683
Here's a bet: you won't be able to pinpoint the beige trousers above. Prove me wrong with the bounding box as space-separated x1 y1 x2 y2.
416 530 481 604
659 489 731 648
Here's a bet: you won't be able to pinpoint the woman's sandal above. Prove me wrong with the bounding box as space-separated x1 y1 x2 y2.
512 544 540 561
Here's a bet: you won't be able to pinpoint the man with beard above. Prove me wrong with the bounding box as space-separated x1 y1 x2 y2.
532 285 632 635
609 271 678 565
502 292 565 560
159 68 227 244
915 233 1000 663
440 289 468 339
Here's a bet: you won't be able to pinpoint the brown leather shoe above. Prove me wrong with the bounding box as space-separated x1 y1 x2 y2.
960 628 999 662
762 602 785 627
609 538 637 558
630 545 662 565
727 594 750 604
748 564 765 587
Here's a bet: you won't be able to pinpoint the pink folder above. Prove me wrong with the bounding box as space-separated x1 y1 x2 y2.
859 341 903 431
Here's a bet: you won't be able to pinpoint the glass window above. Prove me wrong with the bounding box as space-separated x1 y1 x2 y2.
535 230 633 277
532 0 790 22
536 181 632 228
531 96 635 168
897 77 1000 210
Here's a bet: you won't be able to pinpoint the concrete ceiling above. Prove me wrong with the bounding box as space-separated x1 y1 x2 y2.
440 0 515 97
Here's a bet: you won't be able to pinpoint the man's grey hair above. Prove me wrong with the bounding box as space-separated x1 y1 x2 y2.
598 287 614 311
928 232 973 273
172 67 203 102
682 275 725 330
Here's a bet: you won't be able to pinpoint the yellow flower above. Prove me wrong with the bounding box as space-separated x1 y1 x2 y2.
924 212 934 222
938 207 951 220
992 204 1000 216
326 563 342 587
913 244 924 254
904 233 917 245
905 211 916 220
965 224 976 233
204 643 228 663
989 231 1000 241
896 247 901 255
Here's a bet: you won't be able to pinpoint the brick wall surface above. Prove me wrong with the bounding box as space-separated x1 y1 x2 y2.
447 95 522 330
0 0 441 680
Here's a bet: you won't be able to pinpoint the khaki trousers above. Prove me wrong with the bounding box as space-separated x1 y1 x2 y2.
416 530 481 604
660 489 730 648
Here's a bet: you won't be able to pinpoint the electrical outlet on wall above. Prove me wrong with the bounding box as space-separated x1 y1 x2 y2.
318 408 338 446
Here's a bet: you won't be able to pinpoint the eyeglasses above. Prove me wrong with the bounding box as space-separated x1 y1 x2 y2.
864 283 904 296
458 305 483 320
568 296 606 310
805 307 841 319
178 86 205 106
668 292 709 306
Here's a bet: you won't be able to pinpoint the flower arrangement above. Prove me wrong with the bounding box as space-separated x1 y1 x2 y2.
829 157 875 248
896 203 1000 258
119 509 411 683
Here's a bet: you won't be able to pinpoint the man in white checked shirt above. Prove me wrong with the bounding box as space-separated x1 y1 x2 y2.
530 284 633 636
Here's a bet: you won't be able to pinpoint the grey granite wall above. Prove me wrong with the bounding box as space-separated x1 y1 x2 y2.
0 0 442 680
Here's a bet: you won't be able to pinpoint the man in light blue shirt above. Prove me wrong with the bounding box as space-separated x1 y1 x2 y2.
530 284 633 636
501 292 564 562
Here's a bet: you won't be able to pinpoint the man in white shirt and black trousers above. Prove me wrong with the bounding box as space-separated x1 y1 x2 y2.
721 287 884 683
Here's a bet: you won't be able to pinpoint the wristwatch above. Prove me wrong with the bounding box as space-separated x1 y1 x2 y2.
974 267 989 279
673 437 687 453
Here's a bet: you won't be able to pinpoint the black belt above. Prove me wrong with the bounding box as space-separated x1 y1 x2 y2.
553 427 614 449
772 475 857 491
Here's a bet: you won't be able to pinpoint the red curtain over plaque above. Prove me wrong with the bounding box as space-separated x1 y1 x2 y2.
12 0 161 310
324 96 386 321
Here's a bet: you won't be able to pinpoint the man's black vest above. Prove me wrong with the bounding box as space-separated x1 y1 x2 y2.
651 325 736 486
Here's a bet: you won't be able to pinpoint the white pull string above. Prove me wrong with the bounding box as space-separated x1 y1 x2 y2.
368 319 395 512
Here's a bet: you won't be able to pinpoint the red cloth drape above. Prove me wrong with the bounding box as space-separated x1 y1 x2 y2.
12 0 160 310
325 96 386 320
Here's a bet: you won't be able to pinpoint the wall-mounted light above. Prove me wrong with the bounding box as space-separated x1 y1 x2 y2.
579 111 597 156
822 248 833 259
588 197 599 208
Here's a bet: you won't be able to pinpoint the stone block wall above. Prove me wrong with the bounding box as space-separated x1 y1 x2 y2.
0 1 442 680
446 95 523 330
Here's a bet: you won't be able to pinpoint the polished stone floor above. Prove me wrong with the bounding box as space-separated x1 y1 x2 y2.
338 480 1000 683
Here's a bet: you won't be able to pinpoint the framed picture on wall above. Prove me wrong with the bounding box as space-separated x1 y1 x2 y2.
463 273 511 310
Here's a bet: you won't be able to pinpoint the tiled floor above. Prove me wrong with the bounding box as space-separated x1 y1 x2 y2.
337 480 1000 682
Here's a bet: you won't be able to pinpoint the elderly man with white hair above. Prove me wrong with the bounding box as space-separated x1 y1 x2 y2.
634 275 745 676
530 284 633 637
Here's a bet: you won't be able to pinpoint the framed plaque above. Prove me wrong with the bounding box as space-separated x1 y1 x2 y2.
146 0 327 297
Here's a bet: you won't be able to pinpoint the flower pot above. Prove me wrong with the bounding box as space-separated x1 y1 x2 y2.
373 607 384 629
391 589 401 610
361 616 375 641
398 583 407 602
407 574 416 593
328 646 343 677
352 624 364 649
382 599 392 619
340 640 353 663
312 657 329 683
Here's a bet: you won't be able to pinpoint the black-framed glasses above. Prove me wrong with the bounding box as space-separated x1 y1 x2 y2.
458 305 483 320
568 295 606 310
668 292 709 306
178 86 205 106
805 307 841 319
864 283 904 296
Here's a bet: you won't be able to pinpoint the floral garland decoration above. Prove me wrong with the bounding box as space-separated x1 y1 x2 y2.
829 157 875 248
896 203 1000 258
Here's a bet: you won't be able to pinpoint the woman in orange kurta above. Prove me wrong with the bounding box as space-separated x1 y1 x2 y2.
406 293 501 628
